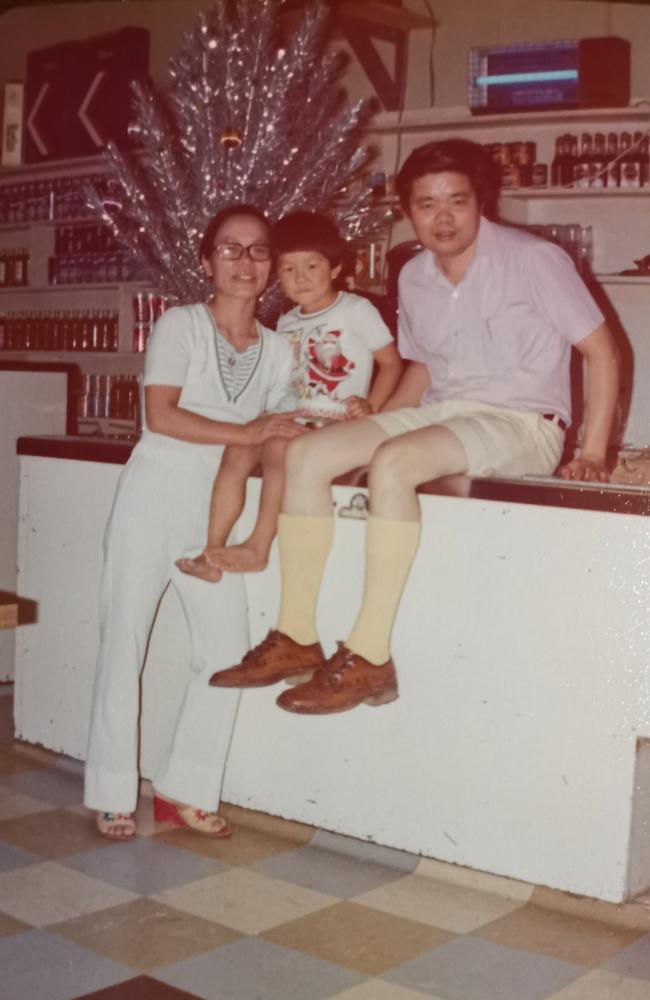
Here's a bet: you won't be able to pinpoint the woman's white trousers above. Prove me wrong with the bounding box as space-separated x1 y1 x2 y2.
84 437 246 814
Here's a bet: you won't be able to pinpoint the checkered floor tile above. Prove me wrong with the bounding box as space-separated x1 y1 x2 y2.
1 684 650 1000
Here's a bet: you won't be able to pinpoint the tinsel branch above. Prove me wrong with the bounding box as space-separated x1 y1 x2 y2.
89 0 394 314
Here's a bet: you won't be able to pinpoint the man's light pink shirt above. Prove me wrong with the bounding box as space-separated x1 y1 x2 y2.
398 217 604 426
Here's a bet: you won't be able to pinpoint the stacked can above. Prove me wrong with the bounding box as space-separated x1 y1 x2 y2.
78 373 140 423
133 291 169 352
484 141 548 188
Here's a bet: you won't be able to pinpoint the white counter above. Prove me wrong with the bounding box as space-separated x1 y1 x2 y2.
0 364 75 680
13 447 650 904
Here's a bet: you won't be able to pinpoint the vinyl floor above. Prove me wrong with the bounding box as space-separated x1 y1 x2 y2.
1 685 650 1000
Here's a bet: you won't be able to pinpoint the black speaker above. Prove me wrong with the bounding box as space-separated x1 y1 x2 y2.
25 27 150 163
577 37 630 108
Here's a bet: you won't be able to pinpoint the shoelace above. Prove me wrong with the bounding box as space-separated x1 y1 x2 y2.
242 630 282 662
321 648 355 683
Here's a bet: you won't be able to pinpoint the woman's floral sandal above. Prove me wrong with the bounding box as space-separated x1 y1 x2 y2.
96 811 137 841
153 795 231 838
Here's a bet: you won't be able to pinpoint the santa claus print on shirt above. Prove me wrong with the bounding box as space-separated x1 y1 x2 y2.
305 326 355 396
274 291 394 410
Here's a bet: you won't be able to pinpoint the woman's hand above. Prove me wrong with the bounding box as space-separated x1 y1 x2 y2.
345 396 373 419
241 412 307 446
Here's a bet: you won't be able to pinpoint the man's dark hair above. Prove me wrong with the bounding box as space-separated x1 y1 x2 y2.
199 204 269 261
395 139 496 212
271 211 345 268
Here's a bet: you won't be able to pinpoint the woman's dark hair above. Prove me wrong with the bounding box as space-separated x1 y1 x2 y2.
395 139 497 213
271 211 345 268
199 204 269 262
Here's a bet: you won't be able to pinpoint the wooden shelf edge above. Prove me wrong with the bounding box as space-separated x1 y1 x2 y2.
369 102 650 134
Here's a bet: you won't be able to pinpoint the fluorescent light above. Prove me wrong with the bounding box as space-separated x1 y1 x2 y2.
475 70 578 86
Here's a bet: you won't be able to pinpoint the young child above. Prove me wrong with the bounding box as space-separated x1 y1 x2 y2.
176 211 402 582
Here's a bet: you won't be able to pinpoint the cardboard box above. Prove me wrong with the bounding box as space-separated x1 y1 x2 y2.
2 82 24 167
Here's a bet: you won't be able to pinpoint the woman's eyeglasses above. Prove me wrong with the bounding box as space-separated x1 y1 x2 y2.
213 242 271 261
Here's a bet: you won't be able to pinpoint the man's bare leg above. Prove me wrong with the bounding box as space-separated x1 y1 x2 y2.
345 424 468 662
272 418 389 643
367 424 468 519
216 436 289 573
218 417 388 572
276 422 471 712
176 444 261 582
282 417 388 515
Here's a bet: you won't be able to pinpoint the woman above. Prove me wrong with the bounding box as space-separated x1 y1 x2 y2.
84 204 303 839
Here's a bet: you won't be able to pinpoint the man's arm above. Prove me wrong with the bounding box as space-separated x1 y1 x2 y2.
380 361 431 412
559 322 620 482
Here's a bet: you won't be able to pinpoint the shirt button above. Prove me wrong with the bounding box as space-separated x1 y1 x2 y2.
451 289 460 300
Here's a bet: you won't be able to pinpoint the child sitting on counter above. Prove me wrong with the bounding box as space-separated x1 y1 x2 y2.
176 210 402 582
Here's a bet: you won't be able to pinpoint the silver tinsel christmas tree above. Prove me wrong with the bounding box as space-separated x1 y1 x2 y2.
90 0 392 312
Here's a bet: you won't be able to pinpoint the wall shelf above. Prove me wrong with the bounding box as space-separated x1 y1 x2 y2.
502 187 650 200
369 103 650 136
0 281 146 296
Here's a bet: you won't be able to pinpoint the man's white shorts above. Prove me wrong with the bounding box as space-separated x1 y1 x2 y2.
370 398 565 478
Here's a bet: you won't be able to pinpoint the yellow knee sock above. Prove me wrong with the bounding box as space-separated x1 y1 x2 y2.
276 513 334 646
346 515 421 665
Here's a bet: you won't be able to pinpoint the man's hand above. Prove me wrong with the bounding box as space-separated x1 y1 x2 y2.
559 453 609 483
241 412 307 446
345 396 373 419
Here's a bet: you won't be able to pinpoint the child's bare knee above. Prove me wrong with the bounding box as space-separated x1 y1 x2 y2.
222 443 261 472
262 437 289 467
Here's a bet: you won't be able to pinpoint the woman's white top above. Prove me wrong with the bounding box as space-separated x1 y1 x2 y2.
139 303 294 459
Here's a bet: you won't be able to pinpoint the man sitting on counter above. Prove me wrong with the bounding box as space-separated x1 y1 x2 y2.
209 137 620 714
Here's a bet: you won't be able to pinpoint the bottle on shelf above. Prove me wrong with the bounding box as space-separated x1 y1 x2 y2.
590 133 607 188
606 133 620 188
14 248 29 287
573 133 592 189
0 308 120 353
0 248 29 287
551 135 566 187
551 134 579 187
633 131 649 187
619 132 641 188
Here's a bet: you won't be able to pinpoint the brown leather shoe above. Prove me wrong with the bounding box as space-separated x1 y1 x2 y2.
209 630 324 688
276 644 398 714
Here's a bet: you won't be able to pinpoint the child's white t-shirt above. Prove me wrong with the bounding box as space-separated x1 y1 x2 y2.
274 291 393 409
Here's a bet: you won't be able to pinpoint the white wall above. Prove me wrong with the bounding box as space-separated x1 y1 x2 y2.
1 0 649 113
403 0 650 109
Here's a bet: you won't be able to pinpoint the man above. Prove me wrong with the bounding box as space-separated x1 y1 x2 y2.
209 138 620 714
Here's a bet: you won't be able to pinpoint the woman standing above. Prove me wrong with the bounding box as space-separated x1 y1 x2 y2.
84 205 302 839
